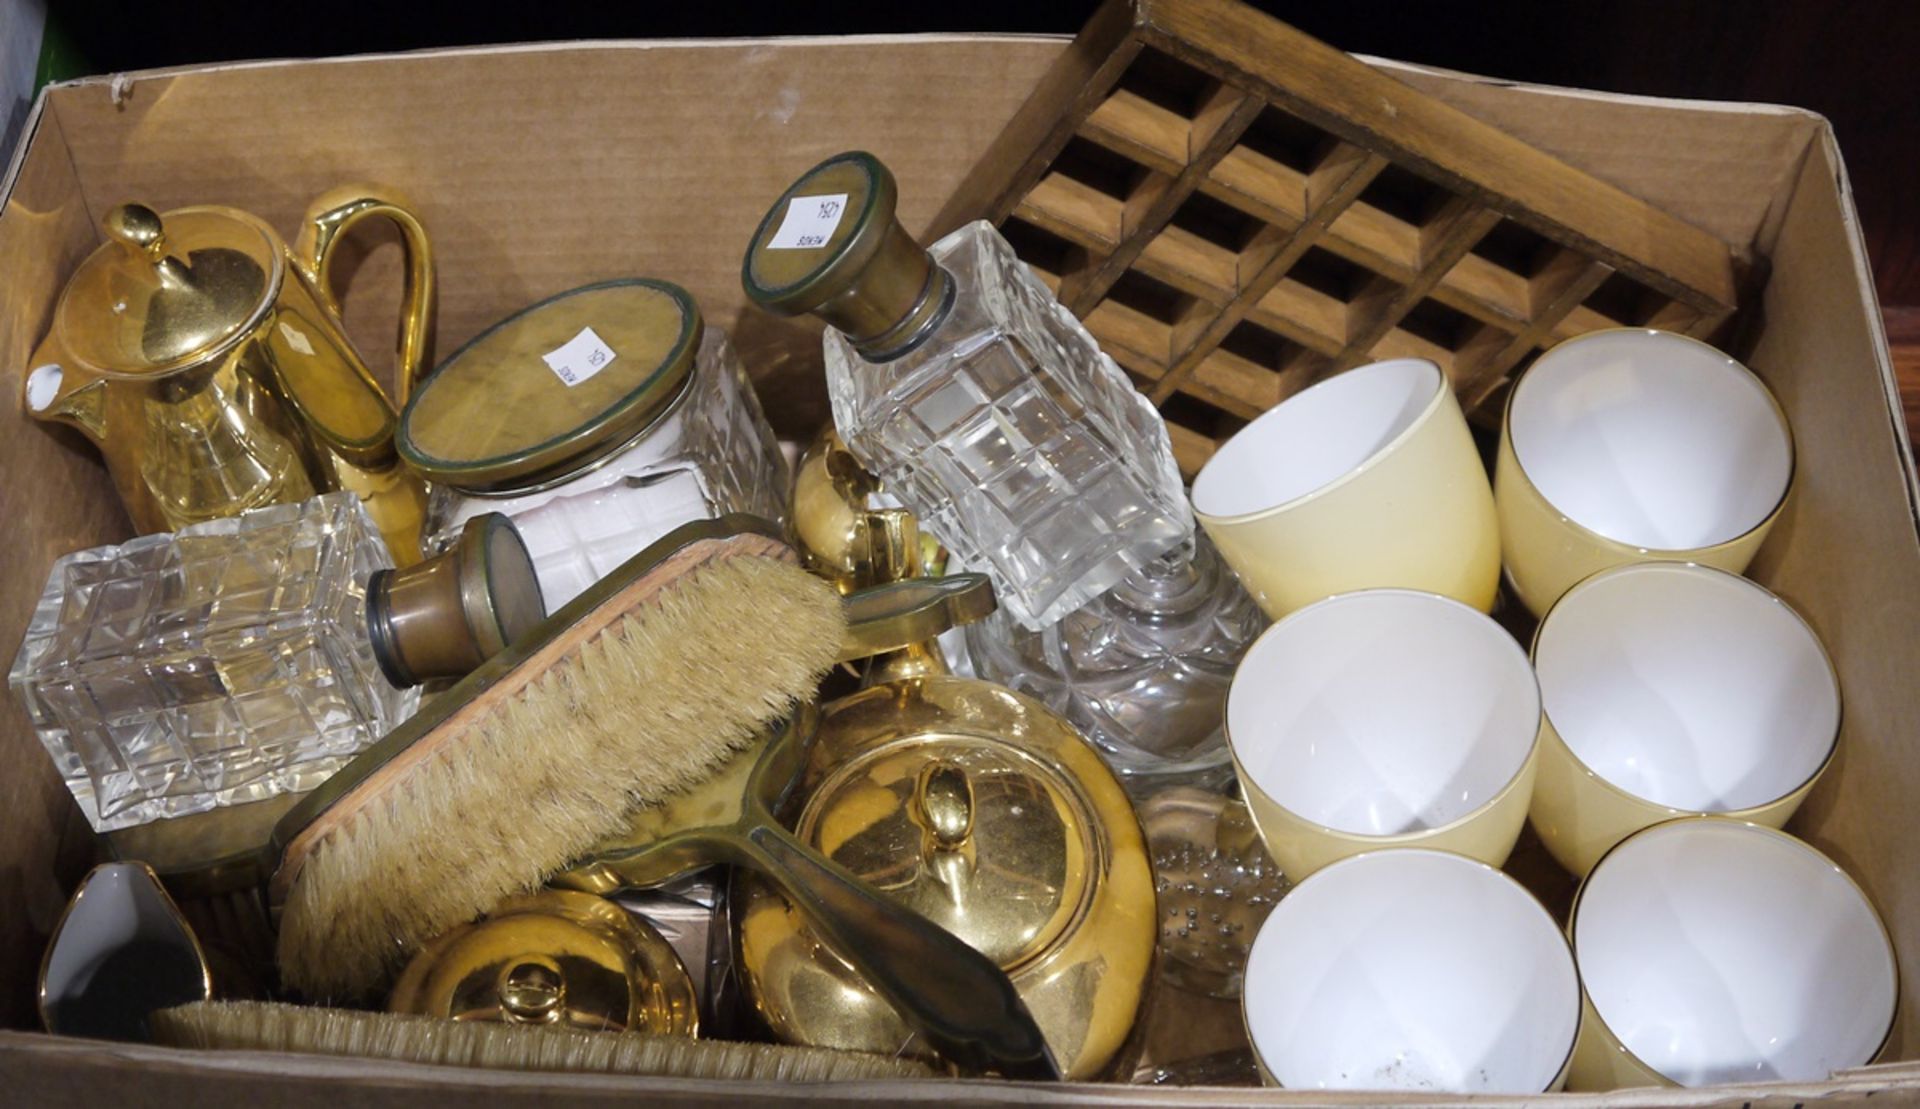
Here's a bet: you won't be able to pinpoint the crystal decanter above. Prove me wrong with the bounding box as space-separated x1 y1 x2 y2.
743 151 1190 631
966 533 1266 790
10 492 542 832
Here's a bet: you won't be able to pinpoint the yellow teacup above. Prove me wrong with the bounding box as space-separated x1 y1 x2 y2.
1226 589 1541 880
1495 328 1793 618
1568 819 1896 1090
1191 358 1498 619
1527 562 1840 876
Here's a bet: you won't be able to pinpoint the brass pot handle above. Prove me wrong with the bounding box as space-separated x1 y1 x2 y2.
294 185 436 407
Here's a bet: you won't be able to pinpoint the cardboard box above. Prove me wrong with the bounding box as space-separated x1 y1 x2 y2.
0 34 1914 1106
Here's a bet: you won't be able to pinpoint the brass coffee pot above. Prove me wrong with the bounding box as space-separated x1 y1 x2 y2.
22 188 435 562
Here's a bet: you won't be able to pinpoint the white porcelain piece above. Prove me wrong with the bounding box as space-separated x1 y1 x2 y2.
1226 588 1540 877
1243 849 1579 1092
1508 329 1791 551
1571 819 1896 1088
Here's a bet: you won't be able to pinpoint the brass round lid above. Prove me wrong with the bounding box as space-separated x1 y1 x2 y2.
397 280 701 493
795 734 1094 970
388 889 697 1035
56 203 282 378
741 152 950 361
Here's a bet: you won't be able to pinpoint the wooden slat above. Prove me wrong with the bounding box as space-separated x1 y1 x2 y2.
1201 146 1307 226
1013 173 1125 250
1063 87 1266 315
1079 88 1191 176
1184 346 1280 419
1203 146 1545 336
1457 255 1614 409
1332 198 1503 371
1166 420 1218 478
1135 225 1238 303
1136 0 1738 311
928 0 1145 234
1149 144 1389 403
1249 278 1347 354
1084 297 1175 369
938 0 1745 458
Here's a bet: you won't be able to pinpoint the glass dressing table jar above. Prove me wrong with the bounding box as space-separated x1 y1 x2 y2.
399 279 790 609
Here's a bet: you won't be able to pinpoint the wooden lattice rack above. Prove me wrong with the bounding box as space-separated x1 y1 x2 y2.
932 0 1743 476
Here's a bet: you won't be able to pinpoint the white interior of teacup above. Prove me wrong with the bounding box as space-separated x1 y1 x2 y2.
1228 589 1539 835
1191 359 1440 520
1244 849 1579 1092
1575 820 1896 1086
1508 330 1791 550
1535 562 1838 810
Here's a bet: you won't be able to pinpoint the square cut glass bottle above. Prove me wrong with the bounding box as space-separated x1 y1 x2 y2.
745 153 1191 630
823 221 1191 630
10 494 415 832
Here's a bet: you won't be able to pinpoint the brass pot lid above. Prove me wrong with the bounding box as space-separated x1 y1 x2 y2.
56 203 282 378
795 731 1094 971
397 280 701 493
389 889 697 1035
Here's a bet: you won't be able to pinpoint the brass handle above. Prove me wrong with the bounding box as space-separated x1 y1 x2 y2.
497 958 566 1024
294 185 436 407
736 820 1058 1079
836 574 997 662
913 762 974 853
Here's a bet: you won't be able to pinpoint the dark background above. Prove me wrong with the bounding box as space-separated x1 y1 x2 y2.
45 0 1920 304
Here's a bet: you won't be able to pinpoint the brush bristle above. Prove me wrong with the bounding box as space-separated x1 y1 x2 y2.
278 552 843 999
152 1001 935 1081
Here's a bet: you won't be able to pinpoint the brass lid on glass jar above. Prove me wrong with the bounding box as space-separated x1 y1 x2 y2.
397 279 702 493
57 203 281 377
389 889 697 1035
741 151 953 362
366 512 545 688
737 677 1155 1079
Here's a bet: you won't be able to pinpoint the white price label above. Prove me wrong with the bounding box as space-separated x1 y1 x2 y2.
766 193 850 250
542 326 619 387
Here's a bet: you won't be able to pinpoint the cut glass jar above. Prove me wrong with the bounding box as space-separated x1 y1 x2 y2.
401 280 790 610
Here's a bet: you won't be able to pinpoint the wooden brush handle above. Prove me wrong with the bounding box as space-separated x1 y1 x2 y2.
737 821 1061 1081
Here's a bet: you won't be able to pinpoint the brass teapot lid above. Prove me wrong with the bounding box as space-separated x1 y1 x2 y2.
57 203 281 377
398 280 701 493
797 733 1092 970
389 889 697 1035
742 151 953 362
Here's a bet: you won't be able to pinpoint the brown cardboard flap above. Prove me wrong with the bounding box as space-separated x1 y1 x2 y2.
1742 129 1920 1059
0 95 133 1032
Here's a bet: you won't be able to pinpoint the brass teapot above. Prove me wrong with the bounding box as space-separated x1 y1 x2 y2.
22 188 435 562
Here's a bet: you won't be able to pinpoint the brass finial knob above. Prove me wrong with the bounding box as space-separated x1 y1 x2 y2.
914 761 975 852
104 202 168 262
497 958 566 1023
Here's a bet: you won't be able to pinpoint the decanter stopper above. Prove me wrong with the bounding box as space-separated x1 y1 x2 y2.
742 151 954 361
